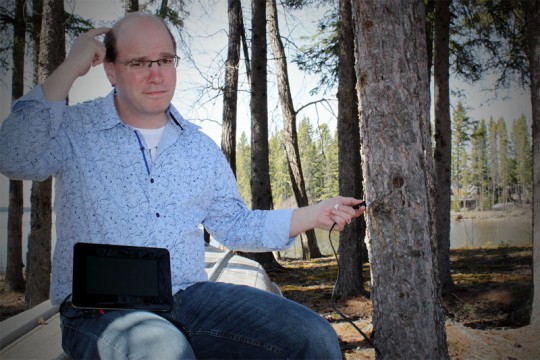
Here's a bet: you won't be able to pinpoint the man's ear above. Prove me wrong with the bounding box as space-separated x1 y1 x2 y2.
104 61 116 86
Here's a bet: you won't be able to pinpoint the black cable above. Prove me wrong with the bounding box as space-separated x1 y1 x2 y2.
328 222 383 358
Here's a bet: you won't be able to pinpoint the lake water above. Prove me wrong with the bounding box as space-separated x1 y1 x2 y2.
0 210 533 272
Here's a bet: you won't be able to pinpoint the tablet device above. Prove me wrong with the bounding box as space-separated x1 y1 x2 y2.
72 242 173 312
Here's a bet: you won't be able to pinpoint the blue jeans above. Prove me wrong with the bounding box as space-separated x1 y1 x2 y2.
60 282 341 359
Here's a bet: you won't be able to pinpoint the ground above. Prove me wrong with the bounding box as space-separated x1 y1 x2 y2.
267 244 537 359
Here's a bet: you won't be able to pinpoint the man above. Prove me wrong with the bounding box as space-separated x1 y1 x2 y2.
0 12 364 359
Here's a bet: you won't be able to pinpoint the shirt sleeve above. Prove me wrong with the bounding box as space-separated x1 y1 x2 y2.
200 139 297 252
0 85 66 181
261 208 296 249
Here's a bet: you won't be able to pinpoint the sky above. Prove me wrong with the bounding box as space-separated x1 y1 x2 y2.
0 0 533 209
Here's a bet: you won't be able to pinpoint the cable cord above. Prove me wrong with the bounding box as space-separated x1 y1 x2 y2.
328 223 382 358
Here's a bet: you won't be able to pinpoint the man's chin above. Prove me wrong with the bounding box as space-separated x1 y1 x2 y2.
142 100 173 114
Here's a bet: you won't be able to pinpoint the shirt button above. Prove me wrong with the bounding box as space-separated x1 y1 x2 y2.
150 178 155 183
156 213 160 218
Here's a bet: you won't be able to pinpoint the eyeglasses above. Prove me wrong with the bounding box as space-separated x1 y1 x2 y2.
115 56 180 71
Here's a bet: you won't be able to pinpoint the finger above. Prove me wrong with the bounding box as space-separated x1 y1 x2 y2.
352 200 367 210
91 52 106 67
331 222 345 232
332 202 358 219
85 27 111 38
330 209 349 226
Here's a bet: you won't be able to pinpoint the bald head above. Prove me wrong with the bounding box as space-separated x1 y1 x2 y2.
104 12 176 63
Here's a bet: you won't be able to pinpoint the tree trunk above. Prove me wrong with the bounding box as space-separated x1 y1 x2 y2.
25 179 53 307
25 0 64 307
433 0 454 295
267 0 321 259
250 0 271 210
425 0 435 79
335 0 364 297
32 0 42 85
221 0 242 175
244 0 280 269
5 0 26 293
6 181 25 292
524 0 540 327
351 1 449 358
158 0 168 18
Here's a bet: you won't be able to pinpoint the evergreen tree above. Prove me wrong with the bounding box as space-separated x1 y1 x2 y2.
469 119 489 210
488 117 499 205
327 129 339 198
512 115 533 204
236 132 251 208
451 102 474 210
292 8 339 95
269 130 292 206
351 0 449 355
298 118 317 202
497 118 511 203
313 123 334 201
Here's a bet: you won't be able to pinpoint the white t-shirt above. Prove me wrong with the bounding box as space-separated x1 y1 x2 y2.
134 126 166 161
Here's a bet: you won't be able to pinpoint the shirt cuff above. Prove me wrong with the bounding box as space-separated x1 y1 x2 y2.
262 209 296 250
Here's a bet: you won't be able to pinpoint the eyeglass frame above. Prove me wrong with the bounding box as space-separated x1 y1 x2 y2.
114 55 180 70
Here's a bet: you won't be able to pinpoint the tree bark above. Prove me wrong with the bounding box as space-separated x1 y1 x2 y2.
250 0 271 210
433 0 454 295
351 1 449 358
524 0 540 327
5 0 26 293
336 0 364 297
25 179 52 307
221 0 242 175
25 0 64 307
32 0 43 85
425 0 435 80
267 0 321 259
245 0 280 269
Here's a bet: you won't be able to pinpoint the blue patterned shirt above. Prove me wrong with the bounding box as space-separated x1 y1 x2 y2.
0 86 294 304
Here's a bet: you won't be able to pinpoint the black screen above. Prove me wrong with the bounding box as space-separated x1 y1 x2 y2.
72 243 173 311
86 255 159 297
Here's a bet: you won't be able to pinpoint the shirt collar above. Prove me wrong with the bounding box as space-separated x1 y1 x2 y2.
86 90 200 135
83 90 123 132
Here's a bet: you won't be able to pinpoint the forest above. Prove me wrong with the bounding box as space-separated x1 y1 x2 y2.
237 109 533 212
0 0 539 359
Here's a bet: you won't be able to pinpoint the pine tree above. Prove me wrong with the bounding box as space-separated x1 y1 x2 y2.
326 129 339 198
512 115 533 204
451 102 474 210
497 118 511 204
236 132 251 208
298 118 318 202
470 119 489 210
351 0 448 355
314 123 334 201
488 117 499 206
269 130 292 206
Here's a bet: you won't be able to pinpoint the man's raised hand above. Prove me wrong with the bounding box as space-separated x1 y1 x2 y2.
65 27 111 77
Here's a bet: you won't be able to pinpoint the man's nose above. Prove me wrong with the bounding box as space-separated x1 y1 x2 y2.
147 63 164 79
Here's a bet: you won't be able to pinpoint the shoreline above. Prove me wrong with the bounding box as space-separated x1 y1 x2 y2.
450 204 532 220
